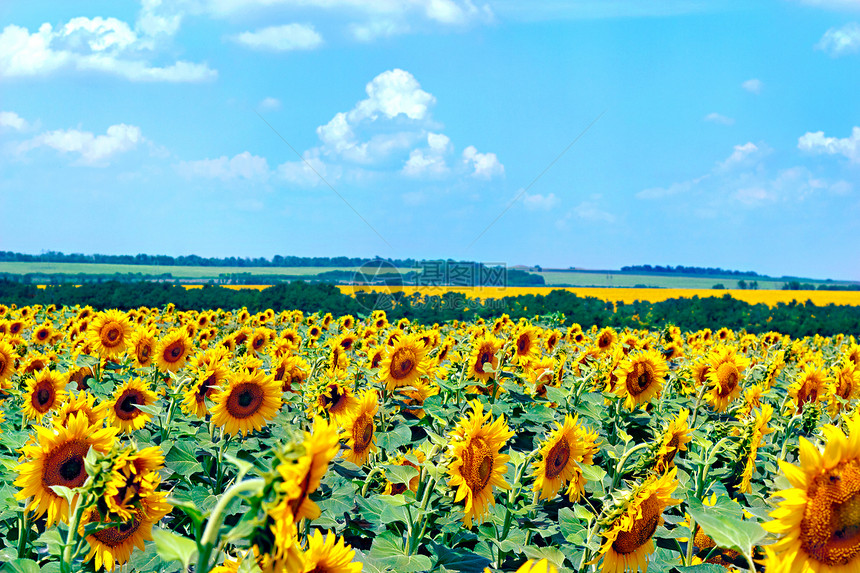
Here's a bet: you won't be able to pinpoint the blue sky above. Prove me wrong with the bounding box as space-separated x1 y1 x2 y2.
1 1 858 280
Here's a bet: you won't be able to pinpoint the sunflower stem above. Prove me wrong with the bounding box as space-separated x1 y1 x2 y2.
196 478 265 573
361 467 385 497
17 502 30 559
213 430 230 495
684 517 698 566
688 378 710 430
609 442 650 492
778 414 802 461
60 493 89 573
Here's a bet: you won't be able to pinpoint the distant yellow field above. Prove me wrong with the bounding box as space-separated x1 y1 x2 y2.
338 286 860 307
32 284 860 306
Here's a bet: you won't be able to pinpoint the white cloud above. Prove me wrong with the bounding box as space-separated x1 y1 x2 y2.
816 22 860 55
277 154 339 187
742 78 763 94
232 24 323 51
203 0 492 29
136 0 183 39
258 97 282 111
352 69 436 122
403 149 448 177
704 112 735 125
19 123 142 165
0 110 29 131
462 145 504 179
719 142 761 170
522 192 560 211
177 151 270 180
637 176 709 200
0 20 216 82
798 126 860 162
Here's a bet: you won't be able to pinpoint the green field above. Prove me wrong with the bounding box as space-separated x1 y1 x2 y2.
0 261 855 289
535 271 797 289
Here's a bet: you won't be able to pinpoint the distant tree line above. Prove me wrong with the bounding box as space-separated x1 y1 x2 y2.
622 264 760 277
1 280 857 338
0 251 418 268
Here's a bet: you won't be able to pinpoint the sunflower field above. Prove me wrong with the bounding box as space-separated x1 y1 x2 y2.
0 302 859 573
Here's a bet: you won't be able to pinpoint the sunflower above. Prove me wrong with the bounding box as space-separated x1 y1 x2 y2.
763 413 860 572
14 412 118 526
612 349 668 410
23 369 68 421
593 469 681 573
56 391 105 427
378 333 430 391
653 409 692 472
102 445 165 520
31 322 54 345
181 363 228 418
155 329 192 372
269 418 340 567
0 339 18 387
211 370 282 437
512 326 541 365
247 327 275 356
705 346 750 412
312 380 358 427
88 310 132 358
531 414 600 501
294 530 362 573
830 363 860 414
596 327 618 353
273 355 310 393
468 334 503 384
790 362 833 414
447 400 514 527
129 327 157 368
739 403 773 494
81 490 171 571
107 378 157 433
341 390 378 466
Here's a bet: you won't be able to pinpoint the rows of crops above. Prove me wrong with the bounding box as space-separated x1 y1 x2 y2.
0 302 858 572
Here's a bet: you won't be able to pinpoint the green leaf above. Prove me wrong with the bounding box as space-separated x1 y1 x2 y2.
0 559 40 573
224 453 254 481
558 507 586 544
368 531 432 572
35 528 63 557
165 441 204 476
427 542 490 572
376 424 412 452
674 565 729 572
152 527 199 570
686 495 766 558
382 464 419 486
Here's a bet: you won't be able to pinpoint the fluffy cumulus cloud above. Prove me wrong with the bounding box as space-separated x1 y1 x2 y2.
0 110 29 131
816 22 860 55
462 146 504 179
798 126 860 162
177 151 270 180
231 24 323 51
0 14 215 81
301 68 503 182
18 123 142 165
742 78 763 94
402 132 451 177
